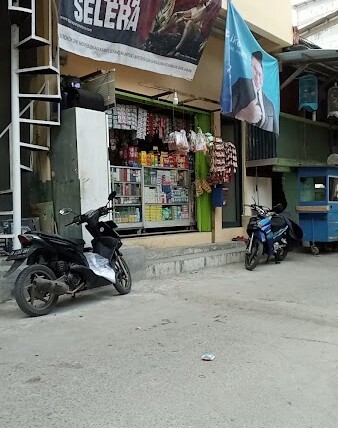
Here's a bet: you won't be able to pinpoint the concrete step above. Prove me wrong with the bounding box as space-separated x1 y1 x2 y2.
0 257 21 303
0 258 11 268
0 269 17 304
146 242 245 279
146 242 245 260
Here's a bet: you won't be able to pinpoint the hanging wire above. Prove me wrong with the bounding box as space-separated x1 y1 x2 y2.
255 166 260 205
182 105 185 130
172 103 176 131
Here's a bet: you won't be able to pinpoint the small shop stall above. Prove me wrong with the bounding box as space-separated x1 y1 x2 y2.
297 166 338 254
107 102 196 233
107 101 238 235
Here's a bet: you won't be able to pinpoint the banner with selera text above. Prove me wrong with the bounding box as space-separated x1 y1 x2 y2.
58 0 221 80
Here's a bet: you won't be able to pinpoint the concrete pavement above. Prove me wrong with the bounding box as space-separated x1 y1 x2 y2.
0 252 338 427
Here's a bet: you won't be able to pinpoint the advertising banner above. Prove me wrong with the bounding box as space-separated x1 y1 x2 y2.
58 0 221 80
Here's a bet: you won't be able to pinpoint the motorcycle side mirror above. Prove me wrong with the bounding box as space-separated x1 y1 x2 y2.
108 191 117 201
59 208 73 216
273 203 284 214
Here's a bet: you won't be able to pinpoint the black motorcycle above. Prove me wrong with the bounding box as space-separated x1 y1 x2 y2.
4 192 131 317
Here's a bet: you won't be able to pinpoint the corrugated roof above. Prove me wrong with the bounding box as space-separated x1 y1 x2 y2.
276 48 338 81
276 48 338 63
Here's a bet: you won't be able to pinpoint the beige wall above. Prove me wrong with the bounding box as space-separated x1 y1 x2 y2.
246 177 272 211
62 35 224 109
222 0 293 46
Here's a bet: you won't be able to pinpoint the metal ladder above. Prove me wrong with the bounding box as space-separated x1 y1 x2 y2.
0 0 61 249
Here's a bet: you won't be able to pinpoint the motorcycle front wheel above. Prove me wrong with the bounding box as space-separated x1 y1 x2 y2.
245 239 263 271
277 246 288 261
113 255 132 295
14 264 59 317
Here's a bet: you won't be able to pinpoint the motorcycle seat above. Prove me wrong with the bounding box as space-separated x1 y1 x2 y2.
66 237 85 246
32 232 85 247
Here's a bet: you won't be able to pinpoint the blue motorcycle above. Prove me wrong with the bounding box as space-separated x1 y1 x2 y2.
245 203 292 271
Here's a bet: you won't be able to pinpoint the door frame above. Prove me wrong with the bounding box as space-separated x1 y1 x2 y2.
221 117 242 229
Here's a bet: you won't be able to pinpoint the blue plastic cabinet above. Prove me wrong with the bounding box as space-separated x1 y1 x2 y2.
297 166 338 254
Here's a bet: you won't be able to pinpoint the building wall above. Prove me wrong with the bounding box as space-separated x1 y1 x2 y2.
307 25 338 49
293 0 337 27
223 0 293 46
59 1 293 245
62 37 246 241
292 0 338 49
246 176 272 209
62 35 224 109
0 1 293 246
283 172 299 222
277 115 331 163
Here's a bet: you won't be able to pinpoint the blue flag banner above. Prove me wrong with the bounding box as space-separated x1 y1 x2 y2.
221 0 280 134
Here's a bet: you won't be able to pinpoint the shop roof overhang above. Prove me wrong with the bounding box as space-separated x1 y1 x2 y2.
277 48 338 89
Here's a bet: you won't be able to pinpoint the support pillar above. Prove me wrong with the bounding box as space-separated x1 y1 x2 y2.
11 24 21 249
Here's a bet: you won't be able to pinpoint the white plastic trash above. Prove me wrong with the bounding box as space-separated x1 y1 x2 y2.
201 353 216 361
85 253 116 283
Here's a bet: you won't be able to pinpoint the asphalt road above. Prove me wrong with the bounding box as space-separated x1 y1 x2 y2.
0 252 337 428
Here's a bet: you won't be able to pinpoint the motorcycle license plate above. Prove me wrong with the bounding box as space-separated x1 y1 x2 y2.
6 247 30 261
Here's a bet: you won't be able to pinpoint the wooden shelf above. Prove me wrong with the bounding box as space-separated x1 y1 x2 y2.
114 222 143 229
144 220 190 228
113 181 141 184
114 204 142 207
143 166 189 171
144 202 188 206
115 195 141 198
144 184 188 188
111 166 141 170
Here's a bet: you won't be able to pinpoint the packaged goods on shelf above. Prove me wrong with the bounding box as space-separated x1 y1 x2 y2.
111 165 191 229
137 151 189 169
144 187 161 204
114 206 141 224
112 167 141 183
144 205 162 222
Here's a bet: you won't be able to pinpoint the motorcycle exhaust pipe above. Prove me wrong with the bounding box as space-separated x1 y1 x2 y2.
33 277 68 296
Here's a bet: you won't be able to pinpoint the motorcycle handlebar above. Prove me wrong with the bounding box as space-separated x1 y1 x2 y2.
65 215 82 227
65 206 112 227
246 204 274 217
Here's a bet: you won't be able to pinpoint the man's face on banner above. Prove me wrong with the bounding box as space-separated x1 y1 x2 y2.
251 56 263 90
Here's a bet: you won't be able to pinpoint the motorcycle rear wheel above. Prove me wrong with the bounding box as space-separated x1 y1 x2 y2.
113 255 132 295
14 264 59 317
245 239 263 271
